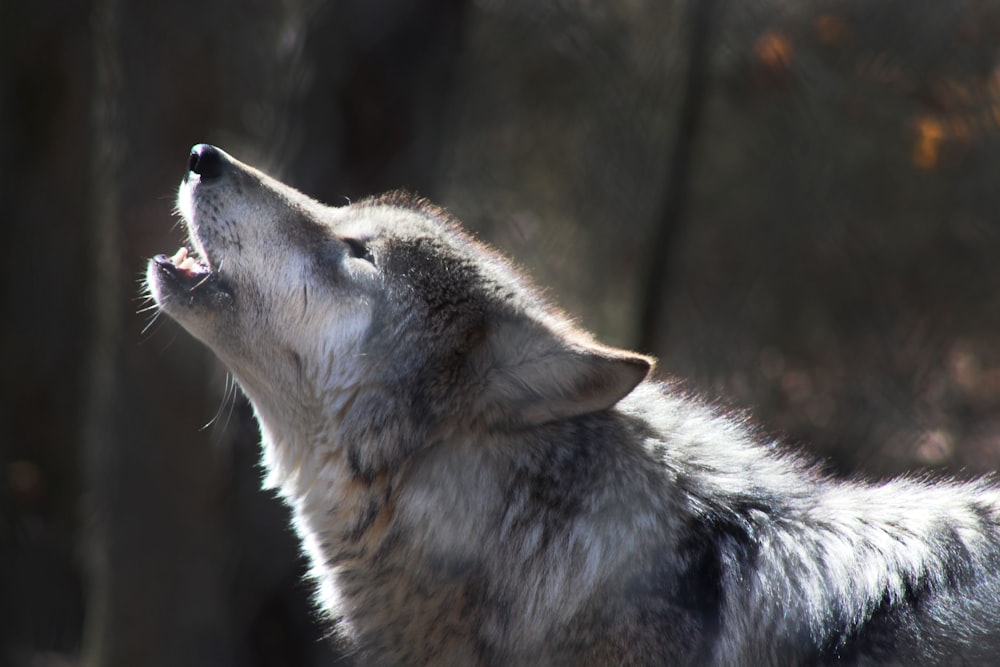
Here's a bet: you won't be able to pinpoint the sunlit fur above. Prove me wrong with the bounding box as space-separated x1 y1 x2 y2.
147 146 1000 666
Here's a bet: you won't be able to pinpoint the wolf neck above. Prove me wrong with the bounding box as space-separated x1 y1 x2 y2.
242 369 410 624
235 365 365 498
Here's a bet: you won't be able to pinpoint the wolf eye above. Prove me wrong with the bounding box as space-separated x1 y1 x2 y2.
343 238 375 265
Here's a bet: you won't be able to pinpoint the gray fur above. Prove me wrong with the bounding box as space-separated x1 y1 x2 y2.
146 145 1000 666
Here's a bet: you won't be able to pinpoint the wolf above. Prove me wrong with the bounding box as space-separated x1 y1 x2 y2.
145 144 1000 666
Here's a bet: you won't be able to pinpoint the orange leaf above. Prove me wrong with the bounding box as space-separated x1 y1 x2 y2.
754 32 793 69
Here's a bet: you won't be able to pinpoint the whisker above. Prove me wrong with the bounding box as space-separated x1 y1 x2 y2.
140 309 163 337
156 333 177 353
189 275 211 291
201 371 239 433
221 373 240 433
186 258 225 293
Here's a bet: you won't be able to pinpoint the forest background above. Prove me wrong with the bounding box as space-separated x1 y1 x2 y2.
4 0 1000 665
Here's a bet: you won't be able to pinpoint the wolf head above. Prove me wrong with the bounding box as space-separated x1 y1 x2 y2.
147 145 651 476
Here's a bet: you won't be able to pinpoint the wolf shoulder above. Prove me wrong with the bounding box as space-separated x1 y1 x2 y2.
542 379 1000 665
413 376 1000 666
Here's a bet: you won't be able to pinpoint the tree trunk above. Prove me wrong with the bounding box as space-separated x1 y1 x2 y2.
637 0 718 355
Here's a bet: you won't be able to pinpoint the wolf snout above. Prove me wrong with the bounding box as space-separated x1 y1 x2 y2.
187 143 227 181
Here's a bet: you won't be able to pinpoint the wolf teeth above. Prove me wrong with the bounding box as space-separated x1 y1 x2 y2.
178 256 200 274
165 246 208 276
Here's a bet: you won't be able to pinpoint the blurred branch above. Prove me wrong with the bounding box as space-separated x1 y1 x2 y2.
637 0 719 354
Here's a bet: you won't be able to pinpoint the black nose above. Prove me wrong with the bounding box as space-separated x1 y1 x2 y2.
188 144 224 180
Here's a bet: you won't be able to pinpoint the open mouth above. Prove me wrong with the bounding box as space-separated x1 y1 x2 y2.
153 246 214 290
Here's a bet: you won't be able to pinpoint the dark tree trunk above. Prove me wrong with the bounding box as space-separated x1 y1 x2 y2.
637 0 719 355
81 2 235 665
81 0 124 661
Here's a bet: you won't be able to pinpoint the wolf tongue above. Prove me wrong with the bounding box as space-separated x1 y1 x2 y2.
171 247 189 265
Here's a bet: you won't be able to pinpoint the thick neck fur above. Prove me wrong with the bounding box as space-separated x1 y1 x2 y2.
242 367 397 623
240 372 1000 664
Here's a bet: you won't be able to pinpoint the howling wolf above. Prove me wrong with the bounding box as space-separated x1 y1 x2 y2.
145 144 1000 666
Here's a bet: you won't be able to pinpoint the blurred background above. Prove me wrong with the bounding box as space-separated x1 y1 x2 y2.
4 0 1000 665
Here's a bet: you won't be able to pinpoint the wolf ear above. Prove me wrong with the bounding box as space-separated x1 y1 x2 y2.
477 318 652 427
